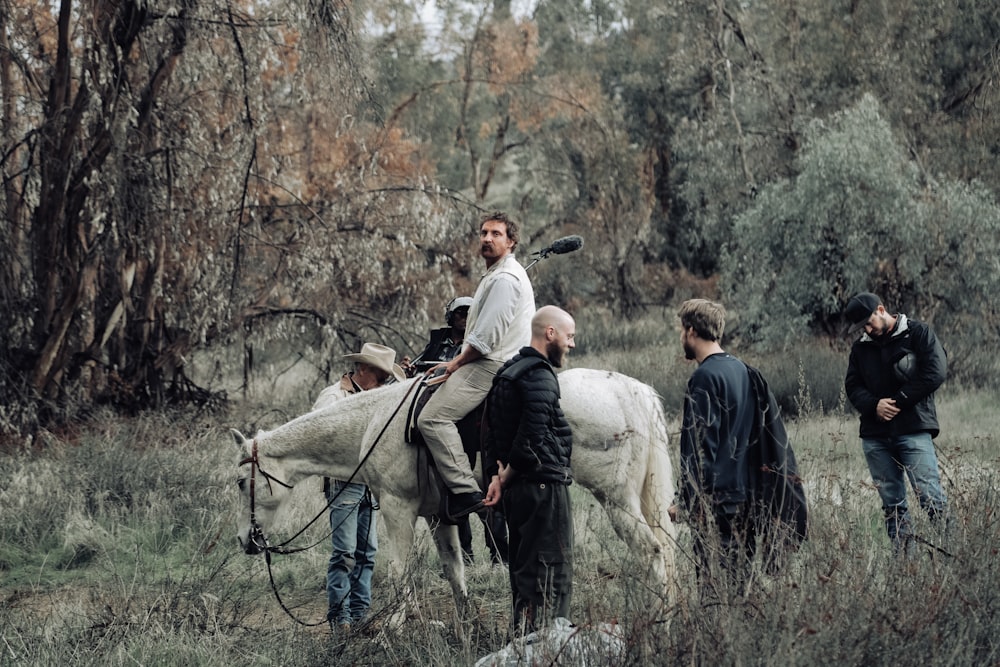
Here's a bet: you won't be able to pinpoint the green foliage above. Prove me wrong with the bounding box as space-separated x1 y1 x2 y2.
740 342 849 419
0 0 467 435
573 309 849 419
4 0 999 433
721 95 1000 367
569 307 689 415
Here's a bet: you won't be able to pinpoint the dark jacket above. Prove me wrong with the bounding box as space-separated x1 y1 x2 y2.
679 353 754 508
746 364 808 572
410 327 462 373
485 347 573 484
845 314 946 439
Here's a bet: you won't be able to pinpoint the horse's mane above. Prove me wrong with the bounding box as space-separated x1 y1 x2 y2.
258 377 421 459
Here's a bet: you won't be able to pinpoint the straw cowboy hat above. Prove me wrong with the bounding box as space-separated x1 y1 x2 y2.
343 343 406 383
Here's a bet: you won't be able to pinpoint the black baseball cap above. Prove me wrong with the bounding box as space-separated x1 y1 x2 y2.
845 292 881 333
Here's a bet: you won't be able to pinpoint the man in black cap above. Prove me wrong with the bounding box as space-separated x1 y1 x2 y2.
844 292 949 556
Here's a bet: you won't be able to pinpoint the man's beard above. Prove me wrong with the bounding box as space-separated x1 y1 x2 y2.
547 341 565 367
869 318 891 339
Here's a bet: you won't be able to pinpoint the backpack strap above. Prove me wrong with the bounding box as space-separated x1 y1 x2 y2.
493 355 549 386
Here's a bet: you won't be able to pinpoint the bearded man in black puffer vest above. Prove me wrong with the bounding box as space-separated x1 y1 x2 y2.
483 305 576 636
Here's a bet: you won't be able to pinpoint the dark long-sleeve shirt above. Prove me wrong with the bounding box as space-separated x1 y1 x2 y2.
679 352 754 508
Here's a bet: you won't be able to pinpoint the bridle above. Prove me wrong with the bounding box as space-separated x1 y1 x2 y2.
238 437 340 556
237 438 293 555
237 437 335 627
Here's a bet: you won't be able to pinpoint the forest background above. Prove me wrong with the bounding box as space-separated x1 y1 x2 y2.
1 0 999 430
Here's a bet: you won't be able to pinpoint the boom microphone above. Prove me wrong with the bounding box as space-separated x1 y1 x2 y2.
547 235 584 255
536 235 584 259
524 234 584 271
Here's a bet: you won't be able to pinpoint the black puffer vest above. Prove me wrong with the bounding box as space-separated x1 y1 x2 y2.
485 347 573 484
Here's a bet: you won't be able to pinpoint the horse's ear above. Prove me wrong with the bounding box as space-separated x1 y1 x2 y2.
231 428 247 448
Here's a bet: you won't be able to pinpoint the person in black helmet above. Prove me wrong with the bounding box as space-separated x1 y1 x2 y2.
403 297 473 378
844 291 950 556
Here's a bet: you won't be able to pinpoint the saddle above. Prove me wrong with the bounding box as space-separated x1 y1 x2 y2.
404 379 487 522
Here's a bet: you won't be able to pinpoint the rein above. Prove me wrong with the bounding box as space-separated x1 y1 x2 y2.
238 378 424 626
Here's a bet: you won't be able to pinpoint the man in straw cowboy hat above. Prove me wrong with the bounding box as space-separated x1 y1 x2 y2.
312 342 404 633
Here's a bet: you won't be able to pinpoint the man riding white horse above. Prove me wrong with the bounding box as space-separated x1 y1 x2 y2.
233 368 679 626
418 211 535 524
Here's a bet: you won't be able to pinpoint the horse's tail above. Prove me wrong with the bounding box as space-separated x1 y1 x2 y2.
638 384 680 601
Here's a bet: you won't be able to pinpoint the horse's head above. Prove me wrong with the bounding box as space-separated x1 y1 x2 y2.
232 428 292 555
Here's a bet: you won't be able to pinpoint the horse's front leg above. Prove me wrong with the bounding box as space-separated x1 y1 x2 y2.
429 519 469 604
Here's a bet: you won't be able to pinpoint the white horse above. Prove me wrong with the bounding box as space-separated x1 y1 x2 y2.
233 367 678 622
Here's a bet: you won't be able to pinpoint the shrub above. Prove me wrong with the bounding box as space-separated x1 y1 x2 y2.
720 94 1000 378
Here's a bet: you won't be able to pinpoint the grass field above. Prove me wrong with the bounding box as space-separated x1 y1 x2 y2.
2 347 998 665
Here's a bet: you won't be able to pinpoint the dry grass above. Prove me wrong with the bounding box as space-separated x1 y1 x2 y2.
1 364 998 665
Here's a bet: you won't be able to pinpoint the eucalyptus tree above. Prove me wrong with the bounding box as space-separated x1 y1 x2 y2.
598 0 999 287
0 0 457 434
365 0 651 317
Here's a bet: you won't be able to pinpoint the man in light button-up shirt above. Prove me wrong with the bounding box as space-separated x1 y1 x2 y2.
418 211 535 523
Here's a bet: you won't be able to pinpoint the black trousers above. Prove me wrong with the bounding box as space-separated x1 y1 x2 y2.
691 501 756 598
503 480 573 635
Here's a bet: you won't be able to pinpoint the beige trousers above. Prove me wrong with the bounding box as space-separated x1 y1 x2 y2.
417 358 502 494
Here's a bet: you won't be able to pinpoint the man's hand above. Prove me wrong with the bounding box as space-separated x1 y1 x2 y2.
668 504 679 523
876 397 900 422
484 461 515 508
484 475 502 507
427 357 462 379
497 460 515 487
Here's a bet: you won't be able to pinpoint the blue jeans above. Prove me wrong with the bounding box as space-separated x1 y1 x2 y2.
862 432 948 548
326 480 377 625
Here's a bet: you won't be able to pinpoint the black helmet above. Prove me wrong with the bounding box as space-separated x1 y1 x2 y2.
893 351 917 383
445 296 473 327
